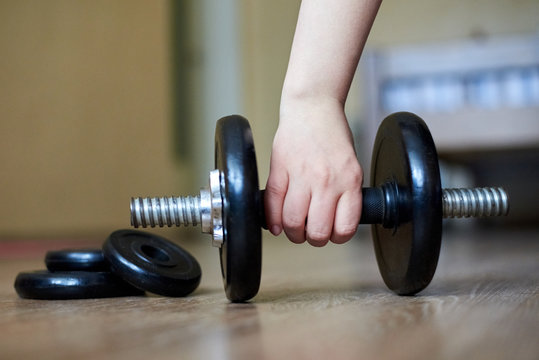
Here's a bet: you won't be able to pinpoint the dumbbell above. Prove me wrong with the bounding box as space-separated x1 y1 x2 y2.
129 112 509 302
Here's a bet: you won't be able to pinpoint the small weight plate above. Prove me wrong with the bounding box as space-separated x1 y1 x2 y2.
370 112 442 295
215 115 262 302
14 270 144 300
103 230 201 297
45 249 109 272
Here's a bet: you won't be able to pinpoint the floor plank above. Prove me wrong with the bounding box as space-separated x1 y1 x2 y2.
0 228 537 360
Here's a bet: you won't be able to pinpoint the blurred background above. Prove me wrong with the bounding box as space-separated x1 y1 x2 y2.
0 0 537 240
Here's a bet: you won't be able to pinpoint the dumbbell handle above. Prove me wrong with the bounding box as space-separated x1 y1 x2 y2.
130 186 509 231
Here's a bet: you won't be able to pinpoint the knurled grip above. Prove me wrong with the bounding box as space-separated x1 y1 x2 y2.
359 187 385 224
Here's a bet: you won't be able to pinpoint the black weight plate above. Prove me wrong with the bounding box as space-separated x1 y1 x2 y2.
215 115 262 302
45 249 109 272
14 270 144 300
370 112 442 295
103 230 201 297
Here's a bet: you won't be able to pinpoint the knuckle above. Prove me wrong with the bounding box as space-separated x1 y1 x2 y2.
265 182 286 198
308 164 332 188
339 156 363 184
331 224 357 244
350 168 363 186
344 164 363 187
335 218 359 235
283 215 305 230
334 224 357 238
307 227 331 242
315 170 332 188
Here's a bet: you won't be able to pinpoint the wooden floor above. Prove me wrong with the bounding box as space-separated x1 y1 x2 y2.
0 227 537 360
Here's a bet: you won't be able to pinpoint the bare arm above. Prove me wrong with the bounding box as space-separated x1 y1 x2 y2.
265 0 381 246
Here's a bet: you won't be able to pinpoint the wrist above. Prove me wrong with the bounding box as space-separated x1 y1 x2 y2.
281 76 347 105
279 91 346 124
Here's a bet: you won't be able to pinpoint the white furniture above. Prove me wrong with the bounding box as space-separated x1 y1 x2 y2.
358 34 539 158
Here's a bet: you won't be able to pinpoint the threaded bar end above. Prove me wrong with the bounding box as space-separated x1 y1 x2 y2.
442 187 509 218
130 196 201 228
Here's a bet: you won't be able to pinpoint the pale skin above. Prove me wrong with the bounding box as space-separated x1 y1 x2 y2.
265 0 382 247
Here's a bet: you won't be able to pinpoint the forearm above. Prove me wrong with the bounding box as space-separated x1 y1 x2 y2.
282 0 381 109
267 0 380 245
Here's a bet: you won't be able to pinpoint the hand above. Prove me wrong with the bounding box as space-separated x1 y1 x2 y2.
264 98 363 247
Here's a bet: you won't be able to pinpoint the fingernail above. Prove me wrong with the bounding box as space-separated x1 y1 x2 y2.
271 225 282 236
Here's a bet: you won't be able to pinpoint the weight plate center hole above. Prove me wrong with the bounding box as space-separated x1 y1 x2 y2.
131 240 178 268
141 245 171 263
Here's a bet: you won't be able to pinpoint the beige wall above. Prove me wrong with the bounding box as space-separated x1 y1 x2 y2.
370 0 539 46
0 0 537 238
0 1 187 237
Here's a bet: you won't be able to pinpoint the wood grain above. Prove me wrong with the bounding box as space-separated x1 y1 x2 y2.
0 228 537 360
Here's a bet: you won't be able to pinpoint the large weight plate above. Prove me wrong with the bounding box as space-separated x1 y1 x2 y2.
370 112 442 295
103 230 201 297
215 115 262 302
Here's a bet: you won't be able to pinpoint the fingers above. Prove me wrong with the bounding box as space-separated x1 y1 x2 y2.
305 187 361 246
331 190 362 244
282 182 310 244
265 164 362 246
330 166 363 244
266 169 312 244
305 191 335 247
264 169 288 237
